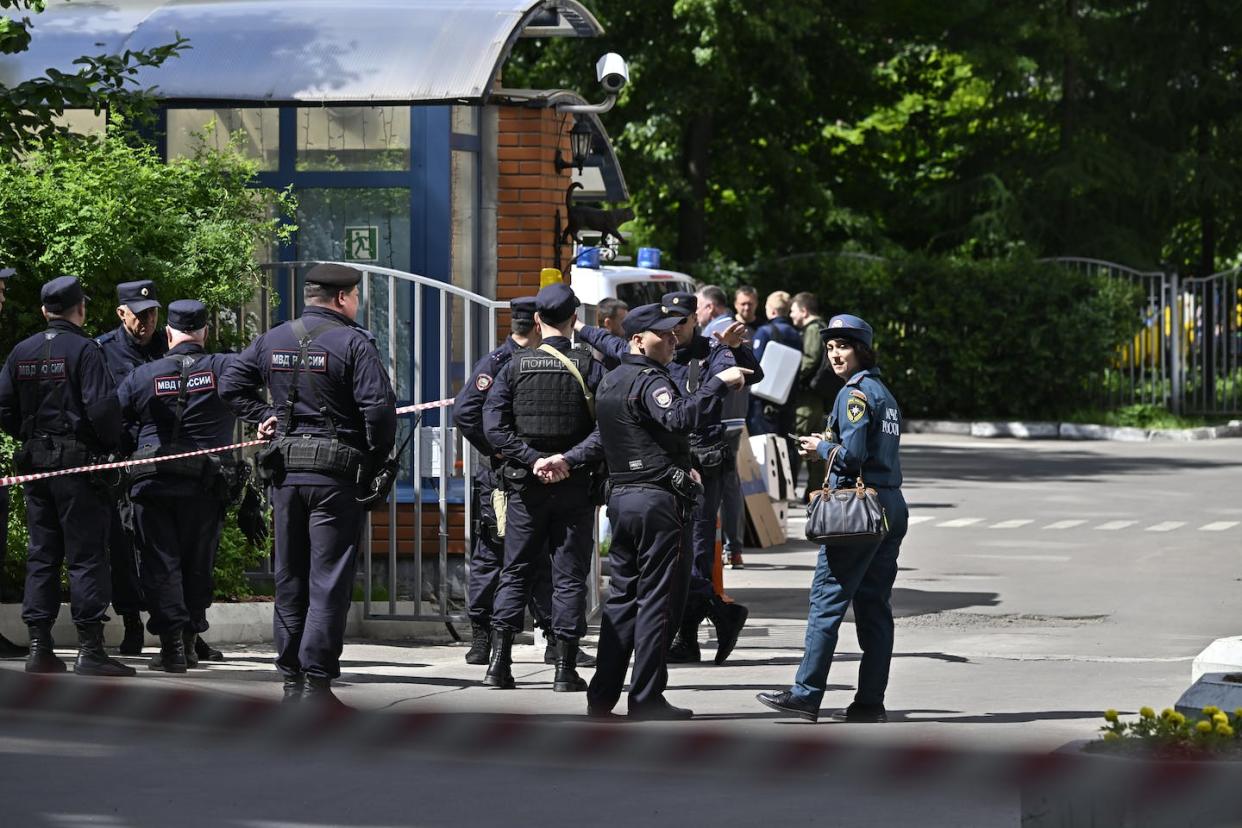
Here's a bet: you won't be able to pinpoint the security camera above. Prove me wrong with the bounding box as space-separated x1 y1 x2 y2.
596 53 629 94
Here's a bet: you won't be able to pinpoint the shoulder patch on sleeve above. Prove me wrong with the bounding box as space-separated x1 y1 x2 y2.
475 373 493 391
846 396 868 424
652 386 673 409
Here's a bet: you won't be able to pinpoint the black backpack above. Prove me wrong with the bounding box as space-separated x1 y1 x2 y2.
807 320 843 398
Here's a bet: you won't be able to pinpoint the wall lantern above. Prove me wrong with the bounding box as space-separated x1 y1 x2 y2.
555 119 595 174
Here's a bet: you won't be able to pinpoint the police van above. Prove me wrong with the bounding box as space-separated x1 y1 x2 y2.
569 250 696 325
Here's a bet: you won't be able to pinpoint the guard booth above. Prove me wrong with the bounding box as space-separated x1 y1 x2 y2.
4 0 635 628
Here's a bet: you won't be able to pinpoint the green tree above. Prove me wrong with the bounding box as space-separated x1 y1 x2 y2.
0 0 187 160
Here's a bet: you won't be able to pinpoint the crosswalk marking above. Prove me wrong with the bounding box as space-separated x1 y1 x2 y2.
936 518 984 528
989 519 1033 529
906 516 936 526
1199 521 1240 532
1043 519 1087 530
1095 520 1137 531
1145 521 1186 532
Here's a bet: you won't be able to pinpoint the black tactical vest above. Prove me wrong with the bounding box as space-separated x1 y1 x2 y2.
596 363 690 485
511 345 595 452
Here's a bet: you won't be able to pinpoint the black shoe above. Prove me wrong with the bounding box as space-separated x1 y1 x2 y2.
541 631 598 668
482 629 515 689
465 623 491 666
25 624 66 674
707 598 748 665
552 639 587 693
628 699 693 721
150 631 188 673
74 623 137 677
194 635 224 662
574 647 597 668
843 701 888 723
667 633 701 663
181 629 199 669
302 676 348 708
0 633 29 659
118 613 144 655
587 704 622 720
282 673 305 704
756 690 819 722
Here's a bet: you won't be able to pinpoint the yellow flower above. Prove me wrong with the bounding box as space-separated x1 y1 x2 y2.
1139 706 1155 719
1160 708 1175 719
1213 712 1229 726
1216 723 1235 738
1102 731 1120 742
1196 721 1213 734
1104 709 1119 723
1203 706 1221 716
1234 708 1242 720
1170 712 1186 726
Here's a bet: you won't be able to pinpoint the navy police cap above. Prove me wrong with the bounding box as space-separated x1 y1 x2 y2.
622 302 682 337
823 313 874 348
116 279 161 313
535 282 580 324
510 296 537 323
0 267 14 280
306 263 362 288
660 291 697 317
167 299 208 332
41 275 85 313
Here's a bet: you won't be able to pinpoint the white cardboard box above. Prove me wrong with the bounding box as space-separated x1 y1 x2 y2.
749 434 795 501
749 341 801 404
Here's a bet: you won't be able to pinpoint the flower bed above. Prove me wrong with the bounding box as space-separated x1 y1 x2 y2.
1086 705 1241 761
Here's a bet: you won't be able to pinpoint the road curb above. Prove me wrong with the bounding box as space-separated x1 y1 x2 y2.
907 419 1242 441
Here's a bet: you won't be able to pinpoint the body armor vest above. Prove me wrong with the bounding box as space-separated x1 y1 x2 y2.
596 363 690 485
511 346 594 453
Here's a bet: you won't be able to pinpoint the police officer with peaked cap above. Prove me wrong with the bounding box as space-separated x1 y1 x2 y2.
0 276 135 677
119 300 264 672
0 266 29 659
220 263 397 705
481 281 605 692
586 303 750 720
577 290 761 665
452 296 571 668
97 279 167 657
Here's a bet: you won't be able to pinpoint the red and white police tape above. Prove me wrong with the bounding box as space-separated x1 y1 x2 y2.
0 397 454 488
0 668 1240 802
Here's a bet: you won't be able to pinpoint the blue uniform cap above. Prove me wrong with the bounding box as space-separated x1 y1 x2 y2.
0 267 14 280
167 299 208 332
622 302 682 337
660 291 697 317
535 282 580 324
41 275 86 313
510 296 537 323
305 263 362 288
823 313 874 348
116 279 161 313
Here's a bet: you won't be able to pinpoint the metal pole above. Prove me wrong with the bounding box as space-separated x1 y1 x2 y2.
388 273 398 616
1170 271 1182 415
462 300 474 608
413 283 424 617
439 296 450 618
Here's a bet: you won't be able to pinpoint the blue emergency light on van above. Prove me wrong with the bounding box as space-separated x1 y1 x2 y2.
637 247 661 269
576 246 601 269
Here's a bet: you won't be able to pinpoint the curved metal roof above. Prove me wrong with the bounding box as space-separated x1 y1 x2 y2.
0 0 602 105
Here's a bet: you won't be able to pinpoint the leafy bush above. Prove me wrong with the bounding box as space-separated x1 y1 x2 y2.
749 253 1142 419
212 503 272 601
1091 705 1242 761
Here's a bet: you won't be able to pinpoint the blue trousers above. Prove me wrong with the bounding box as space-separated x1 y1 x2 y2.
687 466 724 598
791 488 908 707
108 504 145 616
21 476 112 626
719 431 745 554
271 484 364 680
131 492 224 635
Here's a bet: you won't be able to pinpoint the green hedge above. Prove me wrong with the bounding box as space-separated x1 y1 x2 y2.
749 254 1142 420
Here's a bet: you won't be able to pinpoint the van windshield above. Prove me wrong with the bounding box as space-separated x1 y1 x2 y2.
615 280 694 308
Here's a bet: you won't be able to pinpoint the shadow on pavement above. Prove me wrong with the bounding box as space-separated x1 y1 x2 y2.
903 443 1241 485
725 586 1000 620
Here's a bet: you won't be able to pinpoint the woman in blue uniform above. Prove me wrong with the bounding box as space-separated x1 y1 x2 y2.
756 314 908 724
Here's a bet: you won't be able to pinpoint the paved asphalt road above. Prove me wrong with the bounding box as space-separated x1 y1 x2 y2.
1 434 1240 826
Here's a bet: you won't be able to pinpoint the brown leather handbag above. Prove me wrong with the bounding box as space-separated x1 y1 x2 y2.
804 446 888 547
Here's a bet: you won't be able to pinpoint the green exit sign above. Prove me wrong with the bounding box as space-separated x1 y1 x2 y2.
344 226 378 261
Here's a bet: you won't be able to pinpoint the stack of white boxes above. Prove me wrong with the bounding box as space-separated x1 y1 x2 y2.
748 433 794 536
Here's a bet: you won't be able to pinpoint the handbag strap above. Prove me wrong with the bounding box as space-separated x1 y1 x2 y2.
820 444 869 493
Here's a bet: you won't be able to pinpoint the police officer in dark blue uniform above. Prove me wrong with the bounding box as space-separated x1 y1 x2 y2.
0 276 135 677
119 300 261 672
578 291 761 665
220 263 397 705
96 279 167 656
452 297 572 668
586 303 750 720
757 314 909 723
0 266 29 659
481 282 604 692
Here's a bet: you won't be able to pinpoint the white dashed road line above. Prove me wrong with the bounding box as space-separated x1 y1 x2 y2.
989 519 1033 529
936 518 984 528
1145 521 1186 532
1094 520 1137 531
1199 521 1240 532
1043 520 1087 530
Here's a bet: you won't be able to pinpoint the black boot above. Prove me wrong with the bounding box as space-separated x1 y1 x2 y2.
706 596 748 665
194 636 224 662
282 673 305 704
668 597 706 664
74 623 137 677
118 613 144 655
465 622 491 665
0 632 29 659
150 631 188 673
543 629 597 667
552 639 587 693
181 629 199 668
25 624 66 674
482 629 514 689
302 675 348 708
